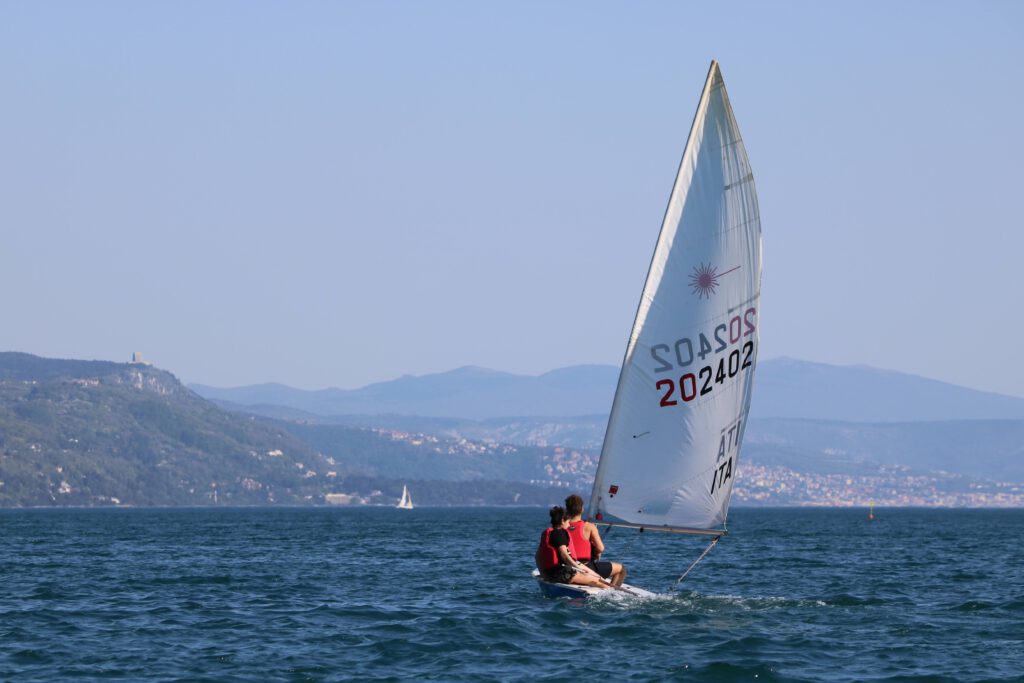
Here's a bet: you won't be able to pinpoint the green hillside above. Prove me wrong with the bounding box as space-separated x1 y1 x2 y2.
0 353 577 507
0 353 341 506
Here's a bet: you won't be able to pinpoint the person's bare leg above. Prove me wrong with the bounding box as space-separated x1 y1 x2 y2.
611 563 627 587
569 573 609 590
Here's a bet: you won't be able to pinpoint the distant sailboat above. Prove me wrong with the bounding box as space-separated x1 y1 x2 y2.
397 485 414 510
868 501 875 521
535 60 761 598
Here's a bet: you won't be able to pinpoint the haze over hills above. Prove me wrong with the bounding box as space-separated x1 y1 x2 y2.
743 418 1024 481
191 365 620 420
4 351 1023 508
753 359 1024 422
190 358 1024 422
193 358 1024 503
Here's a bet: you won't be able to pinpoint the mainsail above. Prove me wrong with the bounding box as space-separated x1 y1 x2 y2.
589 61 761 535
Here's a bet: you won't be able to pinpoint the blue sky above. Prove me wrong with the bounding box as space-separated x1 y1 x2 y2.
2 1 1022 396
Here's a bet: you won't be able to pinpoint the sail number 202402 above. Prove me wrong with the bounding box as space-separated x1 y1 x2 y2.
651 308 757 407
656 341 753 405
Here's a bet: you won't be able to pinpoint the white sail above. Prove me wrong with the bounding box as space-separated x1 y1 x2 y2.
397 485 414 509
589 61 761 534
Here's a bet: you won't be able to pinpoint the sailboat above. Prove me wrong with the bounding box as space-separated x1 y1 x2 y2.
397 485 414 510
535 61 761 598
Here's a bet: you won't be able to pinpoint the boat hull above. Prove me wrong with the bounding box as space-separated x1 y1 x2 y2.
532 569 654 599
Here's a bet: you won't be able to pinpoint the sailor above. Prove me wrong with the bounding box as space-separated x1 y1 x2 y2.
535 506 609 590
565 494 628 588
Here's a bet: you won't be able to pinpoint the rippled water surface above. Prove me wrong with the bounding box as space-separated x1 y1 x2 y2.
2 507 1022 681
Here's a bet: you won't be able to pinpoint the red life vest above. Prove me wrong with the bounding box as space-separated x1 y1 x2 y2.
567 520 591 561
535 526 577 571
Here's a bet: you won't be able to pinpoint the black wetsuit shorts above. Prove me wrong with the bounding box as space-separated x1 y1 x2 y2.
541 565 576 584
586 559 614 579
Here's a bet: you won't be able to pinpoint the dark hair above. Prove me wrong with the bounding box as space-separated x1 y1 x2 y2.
565 494 584 517
549 505 565 527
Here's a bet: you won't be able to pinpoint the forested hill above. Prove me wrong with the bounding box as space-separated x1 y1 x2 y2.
0 353 129 382
0 353 579 508
0 352 334 506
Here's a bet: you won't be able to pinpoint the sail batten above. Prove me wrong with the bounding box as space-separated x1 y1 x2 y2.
589 61 761 533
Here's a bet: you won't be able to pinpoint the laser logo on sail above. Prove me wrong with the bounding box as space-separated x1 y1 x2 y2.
688 263 740 299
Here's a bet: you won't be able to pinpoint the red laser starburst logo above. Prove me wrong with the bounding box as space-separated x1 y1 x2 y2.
689 263 740 299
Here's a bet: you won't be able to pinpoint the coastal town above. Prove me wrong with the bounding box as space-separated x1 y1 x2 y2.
734 461 1024 508
375 428 1024 508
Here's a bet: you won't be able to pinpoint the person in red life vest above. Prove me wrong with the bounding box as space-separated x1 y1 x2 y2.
565 493 628 587
535 505 609 590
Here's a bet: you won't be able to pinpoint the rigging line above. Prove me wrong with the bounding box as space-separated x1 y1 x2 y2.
672 535 721 588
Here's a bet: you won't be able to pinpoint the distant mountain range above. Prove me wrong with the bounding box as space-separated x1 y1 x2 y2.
191 358 1024 492
191 365 620 420
190 358 1024 422
5 351 1023 508
753 359 1024 422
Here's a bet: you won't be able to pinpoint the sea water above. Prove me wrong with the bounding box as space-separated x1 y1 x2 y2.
1 507 1022 681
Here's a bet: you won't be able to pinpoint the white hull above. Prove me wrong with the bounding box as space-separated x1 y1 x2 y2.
531 569 656 599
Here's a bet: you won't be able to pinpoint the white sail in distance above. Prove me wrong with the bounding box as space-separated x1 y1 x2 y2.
397 485 414 510
589 61 761 534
